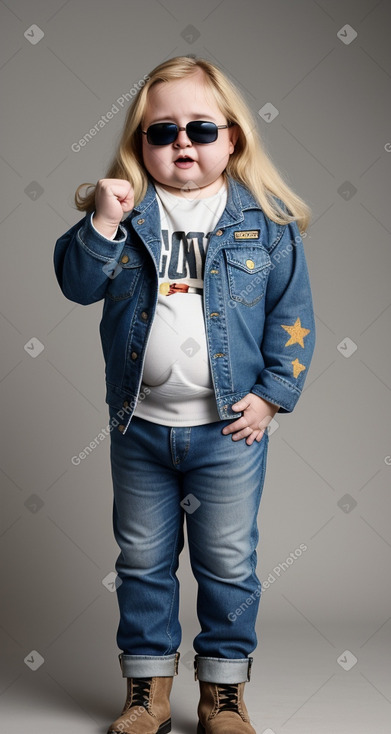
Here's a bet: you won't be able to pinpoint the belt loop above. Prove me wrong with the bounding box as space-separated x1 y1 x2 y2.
194 654 199 681
247 656 253 681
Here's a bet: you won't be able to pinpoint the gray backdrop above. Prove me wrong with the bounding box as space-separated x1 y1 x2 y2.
1 1 390 732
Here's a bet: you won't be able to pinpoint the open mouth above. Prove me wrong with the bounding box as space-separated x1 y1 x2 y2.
174 156 195 168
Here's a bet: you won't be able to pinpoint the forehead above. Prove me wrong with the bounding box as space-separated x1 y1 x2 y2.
145 71 221 118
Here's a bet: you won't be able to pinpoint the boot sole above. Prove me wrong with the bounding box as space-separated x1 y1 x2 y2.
109 718 171 734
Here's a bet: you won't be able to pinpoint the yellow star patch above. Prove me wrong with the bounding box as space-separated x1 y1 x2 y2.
292 358 306 378
281 317 310 348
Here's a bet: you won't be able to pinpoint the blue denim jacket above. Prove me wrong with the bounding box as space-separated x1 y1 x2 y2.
54 175 316 432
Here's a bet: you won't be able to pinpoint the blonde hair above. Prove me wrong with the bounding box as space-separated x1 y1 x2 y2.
75 56 311 231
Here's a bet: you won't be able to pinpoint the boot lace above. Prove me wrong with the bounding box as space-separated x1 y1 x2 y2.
217 683 239 712
131 677 152 708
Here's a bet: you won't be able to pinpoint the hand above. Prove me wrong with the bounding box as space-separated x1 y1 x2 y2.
222 393 279 445
93 178 134 237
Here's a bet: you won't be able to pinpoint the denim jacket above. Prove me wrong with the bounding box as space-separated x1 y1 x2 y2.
54 175 316 433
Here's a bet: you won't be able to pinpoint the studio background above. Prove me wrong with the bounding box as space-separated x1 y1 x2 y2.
0 1 390 732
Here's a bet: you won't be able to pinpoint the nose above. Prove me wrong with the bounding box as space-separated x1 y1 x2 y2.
174 128 193 147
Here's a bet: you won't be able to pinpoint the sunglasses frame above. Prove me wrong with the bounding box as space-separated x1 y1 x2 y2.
141 120 234 146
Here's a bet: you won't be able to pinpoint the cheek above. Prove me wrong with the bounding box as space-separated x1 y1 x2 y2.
213 143 232 166
143 146 166 172
200 144 230 166
141 142 150 169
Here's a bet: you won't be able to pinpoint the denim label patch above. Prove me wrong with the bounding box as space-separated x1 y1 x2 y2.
234 230 260 239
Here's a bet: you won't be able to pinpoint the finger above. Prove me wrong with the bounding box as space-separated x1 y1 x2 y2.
103 178 132 189
100 180 132 203
231 426 253 441
120 196 134 211
231 398 250 411
98 178 130 194
222 417 248 435
246 431 257 446
248 428 266 445
112 187 132 204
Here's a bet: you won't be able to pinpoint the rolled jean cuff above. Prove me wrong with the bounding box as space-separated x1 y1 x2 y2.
119 651 180 678
194 655 253 683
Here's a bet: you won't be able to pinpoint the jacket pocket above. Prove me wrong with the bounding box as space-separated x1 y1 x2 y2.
224 246 271 306
106 245 144 301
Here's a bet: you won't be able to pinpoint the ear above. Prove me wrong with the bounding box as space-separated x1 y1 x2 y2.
228 124 240 154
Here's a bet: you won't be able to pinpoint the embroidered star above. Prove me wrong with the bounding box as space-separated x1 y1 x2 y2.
292 358 306 378
281 318 310 348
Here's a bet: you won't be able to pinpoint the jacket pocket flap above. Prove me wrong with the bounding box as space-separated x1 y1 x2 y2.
224 247 271 274
118 245 145 269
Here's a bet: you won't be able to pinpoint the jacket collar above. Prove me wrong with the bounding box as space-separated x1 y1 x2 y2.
132 174 262 227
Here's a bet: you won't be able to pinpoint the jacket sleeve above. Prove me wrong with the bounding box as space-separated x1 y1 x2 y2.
251 219 316 413
53 212 128 305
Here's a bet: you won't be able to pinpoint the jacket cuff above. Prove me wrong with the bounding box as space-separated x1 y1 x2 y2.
76 212 127 262
251 370 302 414
91 212 120 241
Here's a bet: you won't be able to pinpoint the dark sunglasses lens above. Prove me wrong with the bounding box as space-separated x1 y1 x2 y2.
147 123 178 145
187 121 218 143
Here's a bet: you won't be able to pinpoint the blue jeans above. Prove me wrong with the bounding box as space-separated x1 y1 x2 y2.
109 408 269 684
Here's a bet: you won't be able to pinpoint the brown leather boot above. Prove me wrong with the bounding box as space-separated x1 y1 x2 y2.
107 667 177 734
196 681 257 734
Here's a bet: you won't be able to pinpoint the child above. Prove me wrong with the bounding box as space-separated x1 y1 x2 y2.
54 55 316 734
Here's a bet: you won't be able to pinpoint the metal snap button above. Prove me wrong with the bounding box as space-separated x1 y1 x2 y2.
246 259 255 269
137 218 145 225
215 229 223 236
131 351 138 360
121 254 129 264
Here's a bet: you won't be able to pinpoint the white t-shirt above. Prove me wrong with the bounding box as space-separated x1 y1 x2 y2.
133 181 227 426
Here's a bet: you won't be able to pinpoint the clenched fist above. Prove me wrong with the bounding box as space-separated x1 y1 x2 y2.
93 179 134 238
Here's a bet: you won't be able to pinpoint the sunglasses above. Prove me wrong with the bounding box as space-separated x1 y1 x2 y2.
141 120 234 146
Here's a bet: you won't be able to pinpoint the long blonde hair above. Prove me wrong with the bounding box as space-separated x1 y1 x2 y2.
75 56 311 231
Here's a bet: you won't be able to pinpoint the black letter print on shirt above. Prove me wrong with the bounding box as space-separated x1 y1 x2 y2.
159 231 208 280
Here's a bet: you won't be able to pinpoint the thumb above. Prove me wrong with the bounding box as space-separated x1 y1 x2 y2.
231 397 250 411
